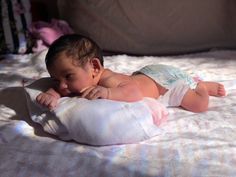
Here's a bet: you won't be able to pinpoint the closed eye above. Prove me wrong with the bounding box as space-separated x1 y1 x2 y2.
51 78 60 85
65 73 74 80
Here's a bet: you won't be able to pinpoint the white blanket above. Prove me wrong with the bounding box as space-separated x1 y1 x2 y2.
25 78 168 145
1 49 236 177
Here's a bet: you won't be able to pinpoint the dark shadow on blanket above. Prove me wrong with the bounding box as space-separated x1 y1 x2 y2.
0 86 58 139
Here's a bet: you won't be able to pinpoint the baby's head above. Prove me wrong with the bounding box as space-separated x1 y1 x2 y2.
45 34 103 69
45 34 104 96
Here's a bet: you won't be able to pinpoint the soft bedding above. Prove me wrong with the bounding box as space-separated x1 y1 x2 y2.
25 78 167 145
1 49 236 176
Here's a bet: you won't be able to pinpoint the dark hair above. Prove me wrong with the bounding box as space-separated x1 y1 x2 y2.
45 34 103 69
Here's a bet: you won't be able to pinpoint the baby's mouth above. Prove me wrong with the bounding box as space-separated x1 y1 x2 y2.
67 92 81 97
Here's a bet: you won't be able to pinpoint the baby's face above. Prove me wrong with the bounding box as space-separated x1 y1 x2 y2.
48 56 95 96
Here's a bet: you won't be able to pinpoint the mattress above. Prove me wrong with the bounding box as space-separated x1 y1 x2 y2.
0 49 236 177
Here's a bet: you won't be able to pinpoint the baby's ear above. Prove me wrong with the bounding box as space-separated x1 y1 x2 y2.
90 58 102 73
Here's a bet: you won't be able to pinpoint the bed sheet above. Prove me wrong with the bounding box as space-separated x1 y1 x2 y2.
0 49 236 177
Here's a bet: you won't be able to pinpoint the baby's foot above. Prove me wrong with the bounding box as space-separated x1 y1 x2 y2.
190 82 209 112
195 82 208 97
201 81 226 97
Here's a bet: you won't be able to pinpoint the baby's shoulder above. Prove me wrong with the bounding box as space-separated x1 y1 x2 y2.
99 69 131 87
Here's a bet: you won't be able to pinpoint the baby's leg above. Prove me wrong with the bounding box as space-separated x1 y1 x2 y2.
200 81 226 97
181 83 209 113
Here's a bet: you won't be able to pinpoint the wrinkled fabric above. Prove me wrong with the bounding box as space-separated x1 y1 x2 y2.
1 50 236 177
24 78 167 145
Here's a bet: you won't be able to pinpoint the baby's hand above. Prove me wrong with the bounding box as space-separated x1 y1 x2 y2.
81 86 110 100
36 89 60 110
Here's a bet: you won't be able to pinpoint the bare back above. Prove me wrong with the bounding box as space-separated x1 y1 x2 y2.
98 69 165 99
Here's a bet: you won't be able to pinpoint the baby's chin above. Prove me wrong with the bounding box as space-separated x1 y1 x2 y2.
59 91 71 97
59 89 81 97
62 92 81 97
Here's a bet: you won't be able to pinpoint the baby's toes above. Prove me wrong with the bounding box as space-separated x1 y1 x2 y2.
218 84 226 96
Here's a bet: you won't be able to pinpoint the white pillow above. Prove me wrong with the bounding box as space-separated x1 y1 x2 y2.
24 78 168 146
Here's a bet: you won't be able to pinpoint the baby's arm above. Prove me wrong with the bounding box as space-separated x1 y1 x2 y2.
81 74 143 102
36 88 61 110
108 81 143 101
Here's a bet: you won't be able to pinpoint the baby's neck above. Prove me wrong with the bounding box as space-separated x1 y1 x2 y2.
98 69 113 85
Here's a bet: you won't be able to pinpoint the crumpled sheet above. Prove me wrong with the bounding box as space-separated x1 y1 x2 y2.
1 50 236 177
25 79 168 145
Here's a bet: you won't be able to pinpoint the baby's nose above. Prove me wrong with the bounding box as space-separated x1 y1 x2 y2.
59 82 68 89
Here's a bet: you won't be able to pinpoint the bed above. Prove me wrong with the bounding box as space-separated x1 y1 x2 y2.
1 49 236 176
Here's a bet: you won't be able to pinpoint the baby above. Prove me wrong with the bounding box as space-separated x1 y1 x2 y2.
36 34 226 112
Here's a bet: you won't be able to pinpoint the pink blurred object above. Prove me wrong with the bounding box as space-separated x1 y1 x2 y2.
29 19 74 52
143 98 168 126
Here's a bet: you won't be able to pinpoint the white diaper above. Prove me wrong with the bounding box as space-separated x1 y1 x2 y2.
159 80 190 107
134 64 193 107
133 64 196 89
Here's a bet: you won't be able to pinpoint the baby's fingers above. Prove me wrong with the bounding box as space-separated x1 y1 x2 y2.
36 95 54 109
36 94 45 104
81 86 95 98
48 101 57 110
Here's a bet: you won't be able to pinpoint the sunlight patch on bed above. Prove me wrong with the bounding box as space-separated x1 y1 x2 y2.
0 105 16 119
13 121 34 136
